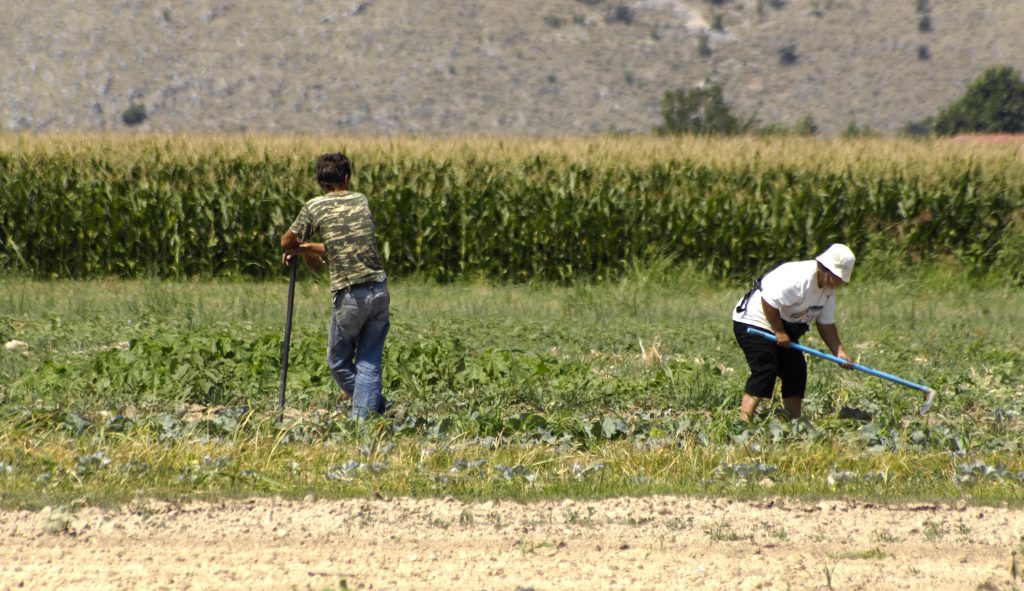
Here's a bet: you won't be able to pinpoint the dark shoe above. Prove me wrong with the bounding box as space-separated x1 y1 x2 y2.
383 400 407 422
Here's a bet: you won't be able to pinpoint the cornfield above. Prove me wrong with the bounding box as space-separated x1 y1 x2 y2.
1 133 1022 281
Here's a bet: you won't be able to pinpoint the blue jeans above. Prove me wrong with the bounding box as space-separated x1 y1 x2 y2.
327 280 390 419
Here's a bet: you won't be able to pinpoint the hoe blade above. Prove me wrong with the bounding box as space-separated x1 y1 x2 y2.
920 389 936 416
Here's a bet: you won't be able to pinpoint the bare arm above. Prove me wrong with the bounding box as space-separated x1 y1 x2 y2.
816 322 852 368
280 229 300 250
279 229 325 273
761 297 791 348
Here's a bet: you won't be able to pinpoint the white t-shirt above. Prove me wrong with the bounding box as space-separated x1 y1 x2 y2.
732 260 837 330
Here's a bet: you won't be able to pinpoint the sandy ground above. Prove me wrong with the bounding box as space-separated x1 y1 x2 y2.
1 496 1022 590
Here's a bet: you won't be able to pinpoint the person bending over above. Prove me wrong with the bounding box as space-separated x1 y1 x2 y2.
731 244 856 422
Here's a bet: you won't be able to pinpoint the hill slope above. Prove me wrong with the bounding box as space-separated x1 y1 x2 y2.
3 0 1023 135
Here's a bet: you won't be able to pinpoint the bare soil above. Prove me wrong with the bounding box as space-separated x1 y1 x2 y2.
2 496 1021 590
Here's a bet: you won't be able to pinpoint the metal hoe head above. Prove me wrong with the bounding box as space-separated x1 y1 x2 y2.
920 389 936 416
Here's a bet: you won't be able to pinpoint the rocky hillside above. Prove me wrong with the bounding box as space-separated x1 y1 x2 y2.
3 0 1023 136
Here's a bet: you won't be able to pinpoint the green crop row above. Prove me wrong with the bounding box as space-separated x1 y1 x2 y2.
1 134 1022 281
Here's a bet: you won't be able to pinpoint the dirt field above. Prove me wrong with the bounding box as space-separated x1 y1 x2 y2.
2 495 1021 590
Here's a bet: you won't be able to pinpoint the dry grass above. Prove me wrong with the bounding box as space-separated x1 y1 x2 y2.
3 1 1024 136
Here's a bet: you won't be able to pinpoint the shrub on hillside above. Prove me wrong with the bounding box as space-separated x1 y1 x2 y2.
841 122 878 137
901 117 934 137
606 5 634 24
933 65 1024 135
698 33 712 57
753 114 817 137
657 84 747 135
794 114 818 135
122 103 147 126
778 45 798 66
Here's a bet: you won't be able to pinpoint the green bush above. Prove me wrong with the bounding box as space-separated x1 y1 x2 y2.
933 66 1024 135
841 122 878 137
901 117 934 137
794 114 818 135
122 103 148 126
657 84 746 135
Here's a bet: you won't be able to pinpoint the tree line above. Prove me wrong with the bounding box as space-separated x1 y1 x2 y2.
659 65 1024 137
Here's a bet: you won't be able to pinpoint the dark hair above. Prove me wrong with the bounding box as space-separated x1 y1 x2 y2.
316 153 352 187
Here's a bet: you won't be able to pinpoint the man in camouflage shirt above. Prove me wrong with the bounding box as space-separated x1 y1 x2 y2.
280 153 392 419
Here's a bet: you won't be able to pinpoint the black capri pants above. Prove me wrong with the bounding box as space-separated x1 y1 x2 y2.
733 321 811 399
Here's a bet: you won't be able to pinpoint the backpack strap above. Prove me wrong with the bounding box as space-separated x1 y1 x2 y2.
735 274 763 314
735 262 782 314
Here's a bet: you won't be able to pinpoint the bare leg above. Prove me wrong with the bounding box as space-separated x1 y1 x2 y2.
740 394 762 422
782 396 803 419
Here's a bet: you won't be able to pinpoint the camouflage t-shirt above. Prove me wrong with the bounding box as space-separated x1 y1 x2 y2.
289 191 387 291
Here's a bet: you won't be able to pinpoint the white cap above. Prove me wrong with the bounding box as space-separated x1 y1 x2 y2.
815 243 855 283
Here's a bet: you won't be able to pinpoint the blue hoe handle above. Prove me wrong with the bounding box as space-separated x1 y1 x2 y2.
745 327 932 394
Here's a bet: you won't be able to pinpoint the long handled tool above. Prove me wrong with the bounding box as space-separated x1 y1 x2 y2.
746 327 936 415
277 257 298 423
